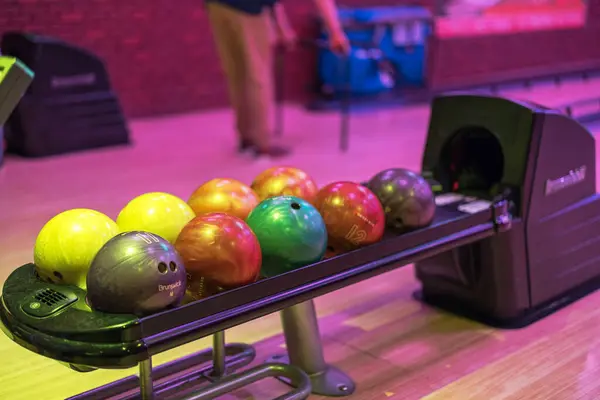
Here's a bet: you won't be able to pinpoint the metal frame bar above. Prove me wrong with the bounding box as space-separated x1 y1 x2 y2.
69 332 312 400
299 39 356 152
340 52 351 152
274 45 285 138
67 340 256 400
269 300 355 396
139 359 154 400
181 363 311 400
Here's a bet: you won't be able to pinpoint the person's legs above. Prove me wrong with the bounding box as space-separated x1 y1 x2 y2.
207 3 253 151
208 3 289 157
234 8 276 153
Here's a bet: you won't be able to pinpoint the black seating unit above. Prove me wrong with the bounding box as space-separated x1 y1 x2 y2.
2 32 130 157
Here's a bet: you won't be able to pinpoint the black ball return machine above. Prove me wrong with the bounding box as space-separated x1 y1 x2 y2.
2 93 600 400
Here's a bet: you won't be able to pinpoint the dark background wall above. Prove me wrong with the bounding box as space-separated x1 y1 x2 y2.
1 0 599 117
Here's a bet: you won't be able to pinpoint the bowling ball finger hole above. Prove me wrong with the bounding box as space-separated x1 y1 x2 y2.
53 271 63 281
157 262 168 274
169 262 178 272
290 202 301 210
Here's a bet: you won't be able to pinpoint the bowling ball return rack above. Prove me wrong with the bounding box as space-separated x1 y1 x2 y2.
0 197 511 400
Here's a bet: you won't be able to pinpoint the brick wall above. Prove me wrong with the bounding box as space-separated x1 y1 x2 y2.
1 0 599 117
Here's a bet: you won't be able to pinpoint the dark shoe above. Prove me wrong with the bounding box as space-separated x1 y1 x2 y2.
238 139 255 154
253 145 291 159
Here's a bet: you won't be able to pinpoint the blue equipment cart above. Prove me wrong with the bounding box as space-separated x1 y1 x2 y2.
318 6 433 98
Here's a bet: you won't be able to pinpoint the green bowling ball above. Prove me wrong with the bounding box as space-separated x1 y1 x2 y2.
246 196 327 277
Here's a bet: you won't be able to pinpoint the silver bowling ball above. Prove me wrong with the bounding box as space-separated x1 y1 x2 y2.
86 231 187 316
367 168 436 232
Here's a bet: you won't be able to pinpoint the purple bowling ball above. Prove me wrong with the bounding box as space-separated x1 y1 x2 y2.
367 168 436 232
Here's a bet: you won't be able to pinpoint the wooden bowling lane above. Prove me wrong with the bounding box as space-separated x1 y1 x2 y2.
203 266 600 400
421 297 600 400
324 271 600 400
217 265 600 400
2 76 600 399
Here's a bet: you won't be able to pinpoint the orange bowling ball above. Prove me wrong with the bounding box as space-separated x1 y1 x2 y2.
174 213 262 300
251 166 319 204
314 181 386 257
188 178 259 220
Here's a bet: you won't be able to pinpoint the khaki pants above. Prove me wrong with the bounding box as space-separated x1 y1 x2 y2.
207 2 274 149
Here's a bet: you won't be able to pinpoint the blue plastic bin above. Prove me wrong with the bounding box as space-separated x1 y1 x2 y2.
317 6 432 96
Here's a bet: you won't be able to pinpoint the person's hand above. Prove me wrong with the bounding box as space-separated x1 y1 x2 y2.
277 27 298 51
329 30 350 55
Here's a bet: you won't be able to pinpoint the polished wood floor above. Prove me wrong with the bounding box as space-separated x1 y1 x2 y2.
2 79 600 400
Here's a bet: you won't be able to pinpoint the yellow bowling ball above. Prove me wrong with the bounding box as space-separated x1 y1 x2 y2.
117 192 195 243
34 209 119 289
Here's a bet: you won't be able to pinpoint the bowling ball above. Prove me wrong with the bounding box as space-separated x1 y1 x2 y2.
251 166 319 204
367 168 436 231
314 182 385 256
87 231 187 315
117 192 195 244
34 209 119 289
246 196 327 277
188 178 259 220
174 213 262 300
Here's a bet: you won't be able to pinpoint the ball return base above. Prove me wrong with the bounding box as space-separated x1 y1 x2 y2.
67 336 262 400
68 300 353 400
414 270 600 330
267 301 355 397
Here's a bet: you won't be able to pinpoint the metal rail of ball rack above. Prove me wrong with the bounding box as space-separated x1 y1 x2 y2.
7 198 511 400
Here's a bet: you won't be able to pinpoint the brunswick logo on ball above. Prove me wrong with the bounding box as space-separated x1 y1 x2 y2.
158 281 182 292
545 166 587 196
